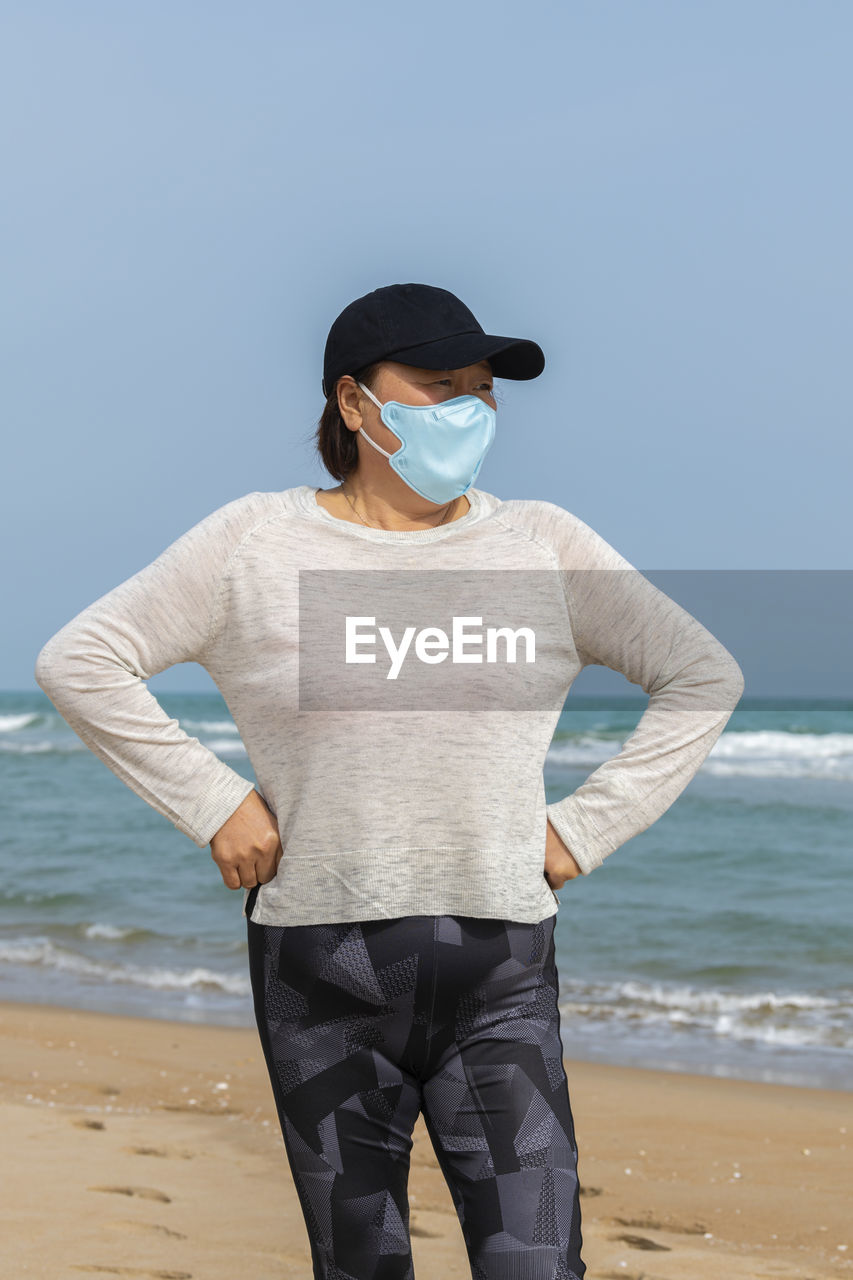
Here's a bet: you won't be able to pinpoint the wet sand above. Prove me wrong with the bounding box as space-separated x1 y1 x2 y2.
1 1000 849 1278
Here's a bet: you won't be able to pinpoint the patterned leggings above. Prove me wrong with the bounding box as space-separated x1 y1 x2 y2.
246 900 585 1280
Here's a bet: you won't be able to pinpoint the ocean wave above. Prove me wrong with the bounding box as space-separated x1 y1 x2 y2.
557 976 853 1051
200 737 247 758
180 719 241 733
83 922 138 941
0 739 86 755
0 937 250 995
0 888 84 907
0 735 245 759
547 729 853 780
75 922 244 953
0 712 42 732
703 730 853 780
546 736 620 767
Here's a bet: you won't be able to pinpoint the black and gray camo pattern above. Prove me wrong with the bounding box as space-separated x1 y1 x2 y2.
248 908 585 1279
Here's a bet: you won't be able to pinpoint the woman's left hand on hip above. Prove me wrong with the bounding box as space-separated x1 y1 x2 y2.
544 819 582 890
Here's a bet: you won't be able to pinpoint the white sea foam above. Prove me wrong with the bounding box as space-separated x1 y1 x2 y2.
83 922 136 941
546 736 621 767
181 719 241 734
703 730 853 780
557 976 853 1051
0 713 41 732
0 733 245 758
547 729 853 781
201 737 248 758
0 937 250 995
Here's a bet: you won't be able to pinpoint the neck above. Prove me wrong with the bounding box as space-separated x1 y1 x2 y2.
336 478 470 531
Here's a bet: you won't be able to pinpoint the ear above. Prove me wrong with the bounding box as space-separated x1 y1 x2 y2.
337 376 365 434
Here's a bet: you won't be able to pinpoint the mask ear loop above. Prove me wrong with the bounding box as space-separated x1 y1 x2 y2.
357 380 384 411
356 380 396 458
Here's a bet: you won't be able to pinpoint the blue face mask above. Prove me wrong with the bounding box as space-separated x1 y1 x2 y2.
356 381 496 505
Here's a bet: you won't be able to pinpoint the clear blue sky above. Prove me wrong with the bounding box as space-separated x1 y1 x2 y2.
3 1 851 690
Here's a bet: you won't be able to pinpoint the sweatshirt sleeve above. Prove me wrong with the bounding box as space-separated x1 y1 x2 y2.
543 506 745 873
33 496 267 847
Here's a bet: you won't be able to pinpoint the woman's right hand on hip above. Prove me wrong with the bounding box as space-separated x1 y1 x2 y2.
209 789 283 890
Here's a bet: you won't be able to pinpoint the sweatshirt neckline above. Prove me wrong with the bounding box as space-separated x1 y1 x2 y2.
294 485 486 543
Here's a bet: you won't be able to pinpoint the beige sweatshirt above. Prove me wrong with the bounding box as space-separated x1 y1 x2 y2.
34 484 744 926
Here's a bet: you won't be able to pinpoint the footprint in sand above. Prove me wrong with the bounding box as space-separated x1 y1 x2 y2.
613 1214 708 1236
71 1269 191 1278
87 1185 172 1203
123 1145 194 1160
74 1118 106 1130
106 1221 187 1241
410 1219 444 1238
611 1232 672 1252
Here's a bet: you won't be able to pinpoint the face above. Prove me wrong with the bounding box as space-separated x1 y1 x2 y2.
371 360 496 411
337 360 496 460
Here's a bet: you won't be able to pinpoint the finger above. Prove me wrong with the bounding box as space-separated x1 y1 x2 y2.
220 865 243 891
256 845 284 884
236 860 257 890
214 853 257 891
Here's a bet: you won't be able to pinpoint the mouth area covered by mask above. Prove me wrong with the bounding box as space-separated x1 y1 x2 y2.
356 381 496 505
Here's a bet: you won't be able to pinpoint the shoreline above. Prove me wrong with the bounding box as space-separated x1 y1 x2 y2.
2 982 848 1095
2 999 849 1278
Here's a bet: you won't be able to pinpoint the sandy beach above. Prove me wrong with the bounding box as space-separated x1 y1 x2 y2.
1 999 849 1279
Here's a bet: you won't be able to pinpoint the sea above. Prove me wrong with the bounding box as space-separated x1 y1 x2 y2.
1 689 850 1091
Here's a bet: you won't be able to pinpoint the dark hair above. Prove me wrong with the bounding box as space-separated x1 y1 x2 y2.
314 362 382 482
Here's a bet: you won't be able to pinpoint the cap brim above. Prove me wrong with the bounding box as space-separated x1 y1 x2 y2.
380 332 545 381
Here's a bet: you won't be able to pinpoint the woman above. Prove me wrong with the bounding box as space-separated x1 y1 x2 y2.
35 282 744 1280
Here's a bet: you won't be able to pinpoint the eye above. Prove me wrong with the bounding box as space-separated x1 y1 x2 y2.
432 378 494 394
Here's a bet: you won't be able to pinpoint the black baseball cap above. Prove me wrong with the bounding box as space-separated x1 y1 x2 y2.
322 283 545 397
